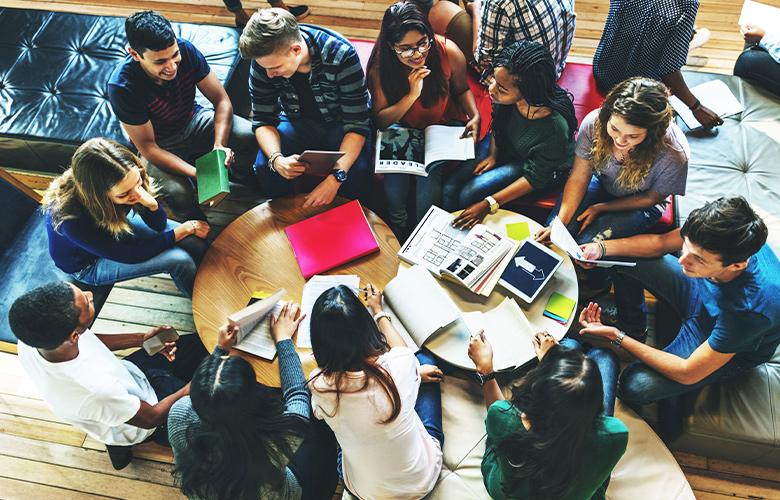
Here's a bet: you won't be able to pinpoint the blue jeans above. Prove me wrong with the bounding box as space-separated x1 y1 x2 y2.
614 256 753 405
253 116 372 202
72 215 203 297
734 46 780 97
384 166 445 229
442 134 528 211
546 175 663 244
559 338 619 416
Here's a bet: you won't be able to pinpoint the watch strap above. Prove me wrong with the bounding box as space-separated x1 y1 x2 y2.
611 330 626 349
484 195 499 214
476 371 496 385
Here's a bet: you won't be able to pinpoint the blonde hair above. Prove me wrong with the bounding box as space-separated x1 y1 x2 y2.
239 8 302 59
590 78 674 192
43 138 157 238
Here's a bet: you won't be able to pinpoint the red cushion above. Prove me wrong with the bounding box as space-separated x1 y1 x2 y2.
557 62 605 126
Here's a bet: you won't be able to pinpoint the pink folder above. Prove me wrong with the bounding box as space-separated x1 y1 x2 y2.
285 200 380 278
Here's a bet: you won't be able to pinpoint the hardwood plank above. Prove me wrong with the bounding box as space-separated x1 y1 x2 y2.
104 288 193 315
0 454 184 499
115 276 184 297
97 303 196 332
82 436 175 464
708 458 780 484
673 451 708 469
0 433 176 486
683 467 780 499
0 393 66 425
0 476 110 500
0 413 87 447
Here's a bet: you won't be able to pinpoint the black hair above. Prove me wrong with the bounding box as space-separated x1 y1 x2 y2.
681 196 767 266
125 10 176 57
174 354 308 499
491 41 578 148
8 282 81 350
496 345 603 499
367 1 448 109
309 285 402 423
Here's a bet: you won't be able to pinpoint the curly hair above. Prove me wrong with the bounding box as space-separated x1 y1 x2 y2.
590 77 674 192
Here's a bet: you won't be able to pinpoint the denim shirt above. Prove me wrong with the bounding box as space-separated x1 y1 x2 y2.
249 25 371 138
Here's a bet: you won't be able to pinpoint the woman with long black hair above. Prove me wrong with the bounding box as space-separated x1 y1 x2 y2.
168 303 338 500
308 284 445 499
468 331 628 499
443 40 577 229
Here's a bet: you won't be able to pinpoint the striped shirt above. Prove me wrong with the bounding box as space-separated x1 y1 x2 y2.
593 0 698 92
249 25 371 138
476 0 576 78
108 39 210 140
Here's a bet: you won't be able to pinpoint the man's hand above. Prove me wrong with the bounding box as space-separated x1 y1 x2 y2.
576 242 603 269
213 145 235 169
578 302 620 340
452 201 490 229
303 176 340 208
468 330 494 374
143 326 178 362
576 204 604 234
420 364 444 383
270 302 305 343
461 115 481 143
534 226 552 245
473 155 497 175
408 66 431 99
532 331 558 361
741 23 766 44
274 154 307 180
217 323 240 350
692 105 723 130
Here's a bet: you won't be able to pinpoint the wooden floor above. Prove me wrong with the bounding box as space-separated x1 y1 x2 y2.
2 0 780 498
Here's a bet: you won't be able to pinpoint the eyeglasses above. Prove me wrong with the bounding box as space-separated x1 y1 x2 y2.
392 37 433 59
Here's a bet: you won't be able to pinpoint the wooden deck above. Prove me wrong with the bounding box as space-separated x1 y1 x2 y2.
2 0 780 497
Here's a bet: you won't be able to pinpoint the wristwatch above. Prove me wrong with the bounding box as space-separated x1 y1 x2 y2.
331 168 348 183
476 371 496 385
484 195 500 214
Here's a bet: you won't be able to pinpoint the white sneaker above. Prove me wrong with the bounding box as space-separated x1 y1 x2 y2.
689 27 711 51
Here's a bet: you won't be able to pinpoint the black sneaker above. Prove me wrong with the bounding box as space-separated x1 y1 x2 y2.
600 304 648 342
106 444 133 470
288 5 311 20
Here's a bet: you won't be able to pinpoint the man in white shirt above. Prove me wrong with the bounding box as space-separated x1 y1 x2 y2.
9 281 207 469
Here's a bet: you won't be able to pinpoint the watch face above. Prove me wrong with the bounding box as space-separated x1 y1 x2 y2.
333 169 347 182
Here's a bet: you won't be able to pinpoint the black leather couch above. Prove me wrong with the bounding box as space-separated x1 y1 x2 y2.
0 7 244 174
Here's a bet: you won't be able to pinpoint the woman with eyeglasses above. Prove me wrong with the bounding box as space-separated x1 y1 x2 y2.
442 41 578 229
367 1 480 240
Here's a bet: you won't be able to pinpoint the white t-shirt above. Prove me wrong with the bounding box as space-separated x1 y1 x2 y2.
310 346 443 500
17 329 157 445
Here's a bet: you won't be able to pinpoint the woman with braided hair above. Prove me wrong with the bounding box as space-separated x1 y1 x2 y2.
443 40 577 229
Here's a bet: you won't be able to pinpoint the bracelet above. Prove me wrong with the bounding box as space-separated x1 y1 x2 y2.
268 152 283 172
373 311 391 323
689 98 702 111
598 240 607 259
189 221 196 233
611 330 626 349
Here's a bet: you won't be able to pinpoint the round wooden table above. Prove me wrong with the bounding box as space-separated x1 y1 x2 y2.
407 209 579 370
192 195 400 387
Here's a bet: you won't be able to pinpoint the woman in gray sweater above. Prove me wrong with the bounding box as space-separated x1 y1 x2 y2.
167 302 337 500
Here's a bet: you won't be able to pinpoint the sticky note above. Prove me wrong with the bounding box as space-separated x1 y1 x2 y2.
545 292 576 322
251 291 272 300
506 222 531 241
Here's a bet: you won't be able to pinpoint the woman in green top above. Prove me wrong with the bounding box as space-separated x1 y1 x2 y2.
443 41 577 229
468 331 628 499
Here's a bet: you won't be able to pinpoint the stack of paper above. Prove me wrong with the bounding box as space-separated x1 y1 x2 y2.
669 80 744 131
227 289 287 360
544 292 576 325
297 275 361 348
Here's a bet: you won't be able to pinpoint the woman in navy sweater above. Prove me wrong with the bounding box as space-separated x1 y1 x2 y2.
43 138 209 297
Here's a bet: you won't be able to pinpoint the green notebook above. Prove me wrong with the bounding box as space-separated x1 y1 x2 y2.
196 149 229 207
545 292 576 322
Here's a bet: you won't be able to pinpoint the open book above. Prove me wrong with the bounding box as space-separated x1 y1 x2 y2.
462 297 537 370
399 206 519 296
375 125 475 176
550 217 635 268
227 289 287 360
669 80 744 131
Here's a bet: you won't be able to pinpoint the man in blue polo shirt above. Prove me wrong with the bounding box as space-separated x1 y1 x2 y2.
108 11 256 220
239 8 372 207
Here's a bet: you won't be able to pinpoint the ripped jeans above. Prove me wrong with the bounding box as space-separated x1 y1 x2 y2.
546 175 663 244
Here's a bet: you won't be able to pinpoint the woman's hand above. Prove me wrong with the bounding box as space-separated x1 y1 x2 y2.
174 220 209 241
407 66 431 99
741 23 766 44
578 302 620 340
576 242 603 269
451 201 490 230
472 154 497 175
532 331 558 361
534 226 552 245
576 204 604 234
461 115 481 143
135 186 159 210
363 283 384 315
271 302 305 343
420 364 444 383
468 330 494 374
217 323 240 350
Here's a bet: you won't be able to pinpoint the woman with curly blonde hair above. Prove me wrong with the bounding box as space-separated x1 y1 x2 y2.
537 77 689 248
43 138 209 297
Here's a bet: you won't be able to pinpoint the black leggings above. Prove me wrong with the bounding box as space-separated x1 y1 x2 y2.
287 418 339 500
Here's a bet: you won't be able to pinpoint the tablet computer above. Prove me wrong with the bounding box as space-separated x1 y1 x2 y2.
497 239 563 303
298 150 346 176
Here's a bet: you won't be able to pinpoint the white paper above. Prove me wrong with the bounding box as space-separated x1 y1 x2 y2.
549 217 635 268
669 80 744 130
739 0 780 27
462 298 537 370
297 274 361 348
234 301 285 359
423 125 476 166
398 206 468 275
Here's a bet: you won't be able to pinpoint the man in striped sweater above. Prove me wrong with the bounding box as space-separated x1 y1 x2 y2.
240 9 373 207
108 11 257 221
